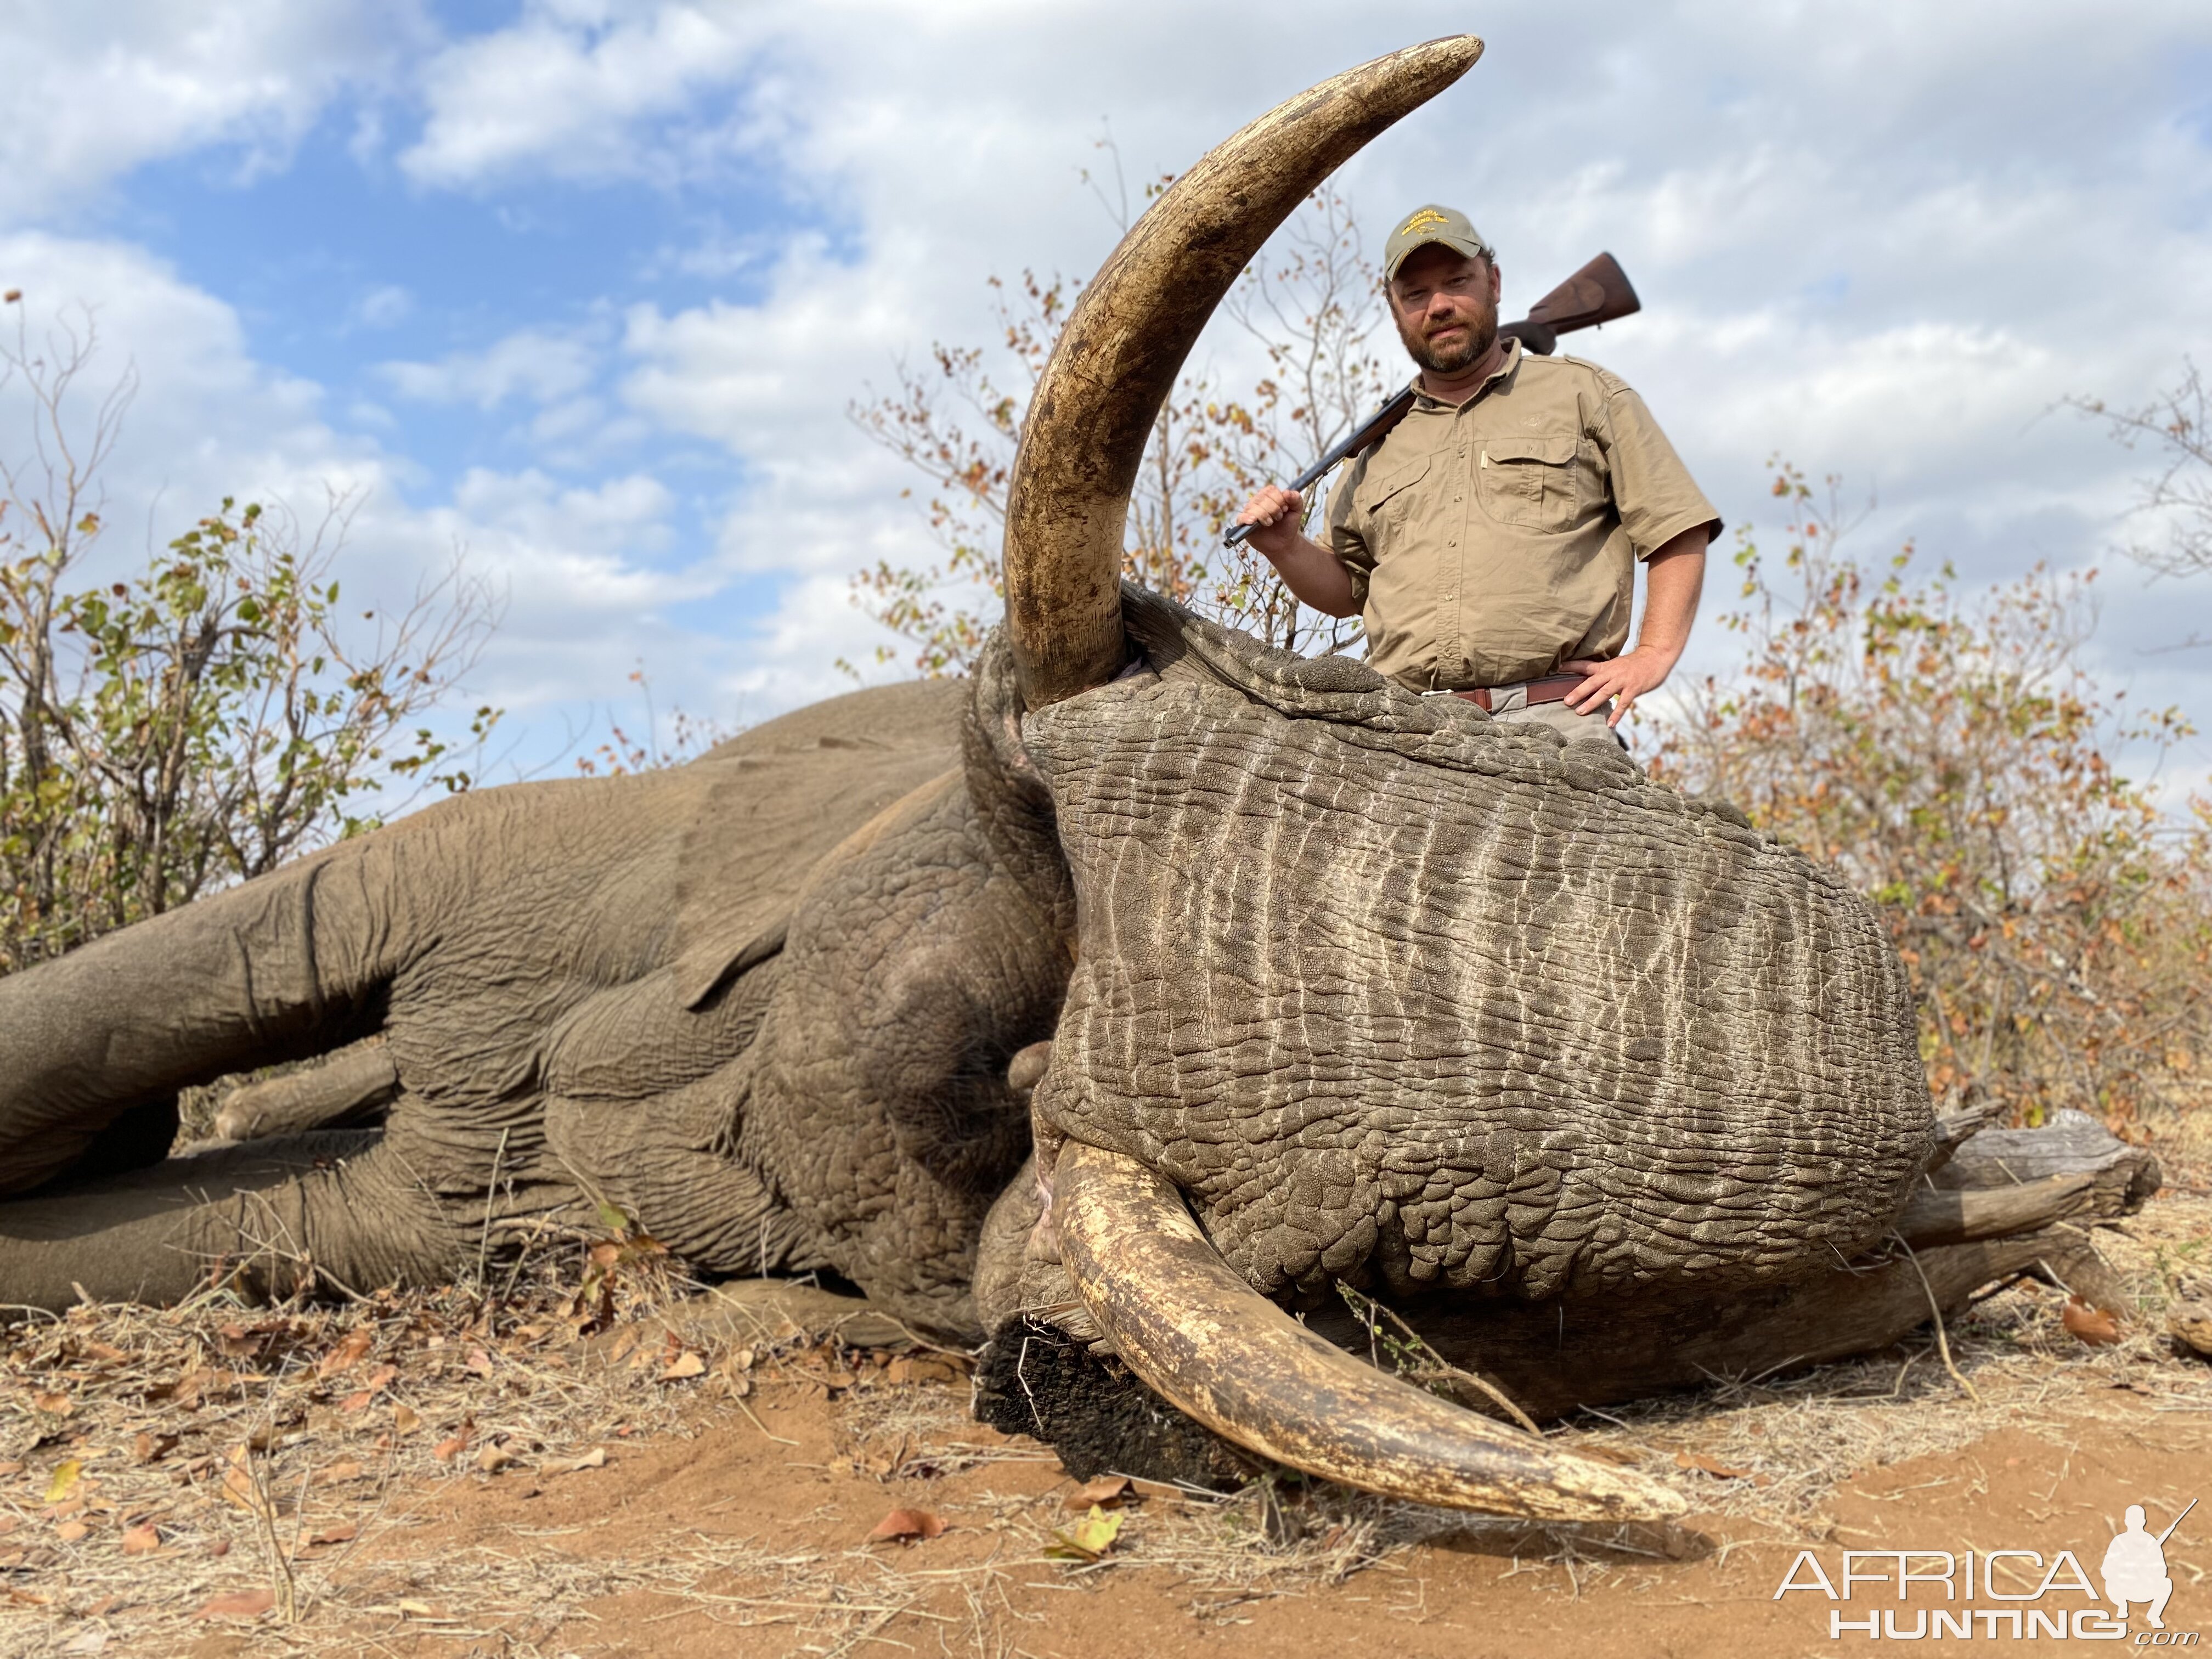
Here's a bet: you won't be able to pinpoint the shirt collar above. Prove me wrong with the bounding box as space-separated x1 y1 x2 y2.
1410 334 1523 410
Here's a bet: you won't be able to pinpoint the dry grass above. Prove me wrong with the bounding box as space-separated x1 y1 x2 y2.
0 1234 758 1657
4 1197 2208 1656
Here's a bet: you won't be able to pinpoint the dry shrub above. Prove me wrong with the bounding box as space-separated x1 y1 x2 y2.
845 182 1385 675
1650 464 2212 1141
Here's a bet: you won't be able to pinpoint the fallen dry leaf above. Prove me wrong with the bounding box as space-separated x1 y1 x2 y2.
317 1328 374 1379
659 1350 707 1381
885 1354 968 1386
54 1520 89 1543
393 1402 422 1435
131 1431 177 1465
1674 1450 1752 1479
1045 1504 1124 1562
464 1347 496 1377
397 1598 436 1618
310 1459 366 1487
474 1442 517 1474
866 1507 948 1544
432 1434 469 1463
120 1524 159 1555
542 1447 607 1476
42 1461 83 1504
32 1391 74 1417
220 1446 268 1514
338 1364 400 1413
2063 1297 2121 1347
708 1351 754 1399
304 1522 358 1548
1065 1475 1135 1511
149 1368 204 1408
193 1588 276 1620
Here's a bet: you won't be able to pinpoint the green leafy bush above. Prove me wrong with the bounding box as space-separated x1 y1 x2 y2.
0 297 499 972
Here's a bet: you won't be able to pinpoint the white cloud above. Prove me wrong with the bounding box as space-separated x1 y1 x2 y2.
0 234 755 786
399 0 768 189
0 1 428 227
379 328 601 409
355 285 413 329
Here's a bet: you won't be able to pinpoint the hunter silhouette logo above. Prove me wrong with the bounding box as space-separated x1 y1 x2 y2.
2106 1499 2193 1630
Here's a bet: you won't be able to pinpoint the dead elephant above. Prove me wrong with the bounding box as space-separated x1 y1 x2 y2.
0 38 2154 1525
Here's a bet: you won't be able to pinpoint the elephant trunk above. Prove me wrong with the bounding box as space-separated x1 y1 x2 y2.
1053 1139 1685 1522
1001 36 1483 709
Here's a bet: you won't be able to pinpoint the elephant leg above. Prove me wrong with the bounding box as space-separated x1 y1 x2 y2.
543 1068 830 1282
0 838 409 1195
0 1132 454 1310
1 1081 575 1312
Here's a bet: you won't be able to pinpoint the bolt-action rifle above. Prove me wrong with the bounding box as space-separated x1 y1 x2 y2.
1222 252 1641 548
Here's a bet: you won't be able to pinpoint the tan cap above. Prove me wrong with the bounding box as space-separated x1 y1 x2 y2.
1384 204 1492 283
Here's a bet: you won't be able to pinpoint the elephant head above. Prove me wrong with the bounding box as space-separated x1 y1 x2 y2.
942 35 1930 1520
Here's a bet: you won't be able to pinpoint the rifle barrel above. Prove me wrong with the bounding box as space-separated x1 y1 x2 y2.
2157 1497 2197 1545
1222 387 1415 548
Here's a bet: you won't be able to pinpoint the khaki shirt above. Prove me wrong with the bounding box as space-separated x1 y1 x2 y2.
1325 340 1719 690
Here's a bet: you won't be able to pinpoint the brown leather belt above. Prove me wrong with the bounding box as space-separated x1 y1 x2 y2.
1449 672 1593 713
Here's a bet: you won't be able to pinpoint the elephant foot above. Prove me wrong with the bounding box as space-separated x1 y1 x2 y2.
974 1314 1266 1491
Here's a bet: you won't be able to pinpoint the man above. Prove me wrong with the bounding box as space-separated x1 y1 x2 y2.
1235 204 1719 747
2102 1505 2176 1629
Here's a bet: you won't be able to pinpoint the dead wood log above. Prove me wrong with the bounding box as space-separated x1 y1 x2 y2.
1926 1107 2160 1212
1895 1171 2101 1247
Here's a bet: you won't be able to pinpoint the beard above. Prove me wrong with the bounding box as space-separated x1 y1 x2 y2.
1396 301 1498 375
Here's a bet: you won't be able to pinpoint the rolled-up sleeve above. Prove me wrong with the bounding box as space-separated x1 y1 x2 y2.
1594 374 1721 560
1324 451 1379 606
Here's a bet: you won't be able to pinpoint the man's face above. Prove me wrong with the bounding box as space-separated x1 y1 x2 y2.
1388 245 1502 376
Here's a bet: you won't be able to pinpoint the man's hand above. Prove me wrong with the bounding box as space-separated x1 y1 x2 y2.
1235 485 1306 558
1565 531 1708 726
1228 486 1362 617
1562 648 1675 727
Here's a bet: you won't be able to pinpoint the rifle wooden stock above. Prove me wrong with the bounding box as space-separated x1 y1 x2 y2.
1498 251 1639 356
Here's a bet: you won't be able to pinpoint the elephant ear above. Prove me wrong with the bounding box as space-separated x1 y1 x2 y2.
668 682 969 1010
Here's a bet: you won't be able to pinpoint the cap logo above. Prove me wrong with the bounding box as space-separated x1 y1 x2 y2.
1397 208 1452 238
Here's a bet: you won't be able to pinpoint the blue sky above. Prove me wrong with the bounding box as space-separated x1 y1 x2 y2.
2 0 2209 798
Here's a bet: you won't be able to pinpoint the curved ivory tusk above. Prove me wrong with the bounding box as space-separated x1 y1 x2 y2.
1002 36 1485 709
1053 1139 1686 1522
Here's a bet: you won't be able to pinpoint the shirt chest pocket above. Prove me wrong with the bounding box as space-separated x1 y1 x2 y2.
1478 433 1584 532
1353 453 1431 542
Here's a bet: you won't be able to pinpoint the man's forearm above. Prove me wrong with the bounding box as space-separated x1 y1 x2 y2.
1636 531 1707 663
1260 532 1362 617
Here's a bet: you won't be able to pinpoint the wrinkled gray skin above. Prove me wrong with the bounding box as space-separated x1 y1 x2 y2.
0 588 1931 1359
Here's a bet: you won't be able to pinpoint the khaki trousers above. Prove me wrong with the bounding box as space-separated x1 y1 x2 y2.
1480 682 1634 759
